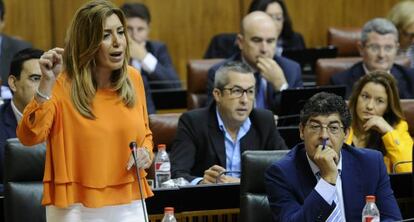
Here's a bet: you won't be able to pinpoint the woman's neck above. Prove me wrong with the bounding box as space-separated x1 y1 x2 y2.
94 66 112 89
352 120 369 147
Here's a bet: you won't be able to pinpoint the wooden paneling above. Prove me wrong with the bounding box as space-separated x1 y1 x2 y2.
3 0 52 50
1 0 402 83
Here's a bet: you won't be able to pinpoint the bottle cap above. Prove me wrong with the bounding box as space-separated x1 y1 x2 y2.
158 144 166 151
366 195 375 202
164 207 174 213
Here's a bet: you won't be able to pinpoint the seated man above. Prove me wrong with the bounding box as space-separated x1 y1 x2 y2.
207 11 303 113
331 18 414 99
0 0 32 99
171 61 287 185
265 92 402 221
121 2 181 113
0 48 43 191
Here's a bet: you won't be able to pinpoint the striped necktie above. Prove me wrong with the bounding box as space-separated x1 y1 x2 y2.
315 172 344 222
326 191 343 222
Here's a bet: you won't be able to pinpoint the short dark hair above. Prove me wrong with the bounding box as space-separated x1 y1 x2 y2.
300 92 351 130
120 2 151 24
214 61 254 89
0 0 4 21
9 48 43 79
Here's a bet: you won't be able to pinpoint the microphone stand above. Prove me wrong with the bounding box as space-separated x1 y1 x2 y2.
129 142 149 222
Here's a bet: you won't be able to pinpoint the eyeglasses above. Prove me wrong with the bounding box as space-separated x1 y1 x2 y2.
364 44 397 54
222 86 255 99
306 123 344 135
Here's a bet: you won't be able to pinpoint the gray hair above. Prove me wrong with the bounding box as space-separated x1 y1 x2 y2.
361 18 398 44
214 61 254 89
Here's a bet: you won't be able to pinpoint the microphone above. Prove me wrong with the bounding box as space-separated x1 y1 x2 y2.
129 141 149 222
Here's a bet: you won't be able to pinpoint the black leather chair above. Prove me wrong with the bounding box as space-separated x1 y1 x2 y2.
3 138 46 222
240 150 290 222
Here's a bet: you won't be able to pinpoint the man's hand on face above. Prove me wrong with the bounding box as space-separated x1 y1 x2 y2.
313 144 339 185
129 39 147 61
256 57 287 91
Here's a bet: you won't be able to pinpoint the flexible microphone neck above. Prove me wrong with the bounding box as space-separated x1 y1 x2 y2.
129 141 149 222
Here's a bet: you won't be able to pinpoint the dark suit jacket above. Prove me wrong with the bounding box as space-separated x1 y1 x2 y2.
0 35 32 84
0 100 17 182
170 102 288 182
141 41 181 89
265 143 402 222
330 62 414 99
132 41 180 114
206 53 303 113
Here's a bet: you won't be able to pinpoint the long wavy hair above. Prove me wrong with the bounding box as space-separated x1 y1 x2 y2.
348 71 405 154
63 0 134 119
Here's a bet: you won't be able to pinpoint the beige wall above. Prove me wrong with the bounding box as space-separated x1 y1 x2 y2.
3 0 400 85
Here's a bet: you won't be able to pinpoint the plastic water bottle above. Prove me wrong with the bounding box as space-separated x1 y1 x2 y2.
161 207 177 222
154 144 171 188
362 195 380 222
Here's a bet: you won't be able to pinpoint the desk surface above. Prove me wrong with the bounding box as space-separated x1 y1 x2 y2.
146 173 412 215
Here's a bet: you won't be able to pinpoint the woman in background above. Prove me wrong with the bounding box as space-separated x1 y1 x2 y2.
347 71 412 173
249 0 306 54
17 0 153 221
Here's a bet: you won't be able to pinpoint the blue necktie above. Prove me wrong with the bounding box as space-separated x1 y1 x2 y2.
255 73 266 109
316 172 344 222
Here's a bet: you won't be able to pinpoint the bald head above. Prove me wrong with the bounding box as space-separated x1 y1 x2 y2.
237 11 278 68
241 11 278 36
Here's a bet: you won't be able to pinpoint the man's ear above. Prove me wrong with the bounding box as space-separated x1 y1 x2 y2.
236 34 244 51
212 88 221 103
299 123 305 140
8 75 18 93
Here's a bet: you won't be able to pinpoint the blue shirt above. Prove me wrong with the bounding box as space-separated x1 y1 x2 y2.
216 108 251 178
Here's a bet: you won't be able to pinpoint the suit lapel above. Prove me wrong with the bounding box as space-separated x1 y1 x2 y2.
341 146 363 220
295 145 318 200
207 103 226 166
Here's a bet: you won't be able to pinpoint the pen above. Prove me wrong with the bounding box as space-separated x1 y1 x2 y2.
322 139 327 150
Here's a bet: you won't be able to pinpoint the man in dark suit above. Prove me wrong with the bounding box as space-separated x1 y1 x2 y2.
207 11 302 113
331 18 414 99
0 48 43 192
265 92 402 221
171 61 287 185
121 3 181 114
0 0 32 98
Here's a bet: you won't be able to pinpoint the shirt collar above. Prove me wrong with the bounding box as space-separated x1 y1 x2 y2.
362 63 391 74
10 100 23 122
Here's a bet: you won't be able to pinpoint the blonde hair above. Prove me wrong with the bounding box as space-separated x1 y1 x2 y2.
387 0 414 32
63 0 135 119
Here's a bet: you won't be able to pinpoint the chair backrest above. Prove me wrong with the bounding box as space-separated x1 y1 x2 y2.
327 27 361 57
147 113 181 181
3 138 46 222
149 113 181 150
401 99 414 138
186 59 224 110
315 57 362 86
315 56 411 86
240 150 290 222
